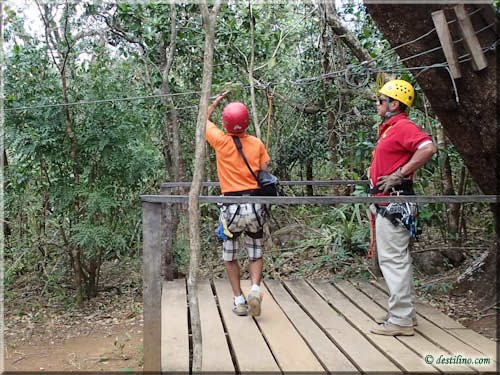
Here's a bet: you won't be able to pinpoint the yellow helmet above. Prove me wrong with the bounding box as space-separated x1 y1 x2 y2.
378 79 415 107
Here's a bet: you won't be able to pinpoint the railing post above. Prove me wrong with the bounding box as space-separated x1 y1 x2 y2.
142 201 162 372
160 185 175 281
162 202 174 281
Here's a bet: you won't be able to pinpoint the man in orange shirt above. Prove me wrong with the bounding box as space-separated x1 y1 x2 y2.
206 91 270 317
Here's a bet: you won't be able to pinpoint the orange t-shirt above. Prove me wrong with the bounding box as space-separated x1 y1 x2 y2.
206 121 270 194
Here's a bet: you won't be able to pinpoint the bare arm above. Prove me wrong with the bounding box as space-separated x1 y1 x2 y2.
207 89 231 119
400 142 437 176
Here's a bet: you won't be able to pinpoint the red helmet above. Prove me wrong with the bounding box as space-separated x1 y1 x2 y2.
222 102 249 133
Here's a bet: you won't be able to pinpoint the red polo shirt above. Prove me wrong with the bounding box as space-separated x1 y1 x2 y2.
369 113 432 196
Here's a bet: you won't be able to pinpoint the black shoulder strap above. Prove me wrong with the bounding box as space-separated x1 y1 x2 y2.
231 136 259 183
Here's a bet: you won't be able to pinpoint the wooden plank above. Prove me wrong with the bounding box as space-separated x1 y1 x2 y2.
351 280 476 373
283 279 401 373
356 281 497 373
372 279 465 329
142 202 163 372
198 281 234 372
432 10 462 79
454 4 488 71
235 280 325 373
447 328 496 359
311 280 439 373
161 279 189 372
414 316 496 372
213 280 279 372
265 280 359 373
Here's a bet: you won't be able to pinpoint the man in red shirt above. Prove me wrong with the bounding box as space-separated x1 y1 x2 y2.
369 80 436 336
206 91 270 317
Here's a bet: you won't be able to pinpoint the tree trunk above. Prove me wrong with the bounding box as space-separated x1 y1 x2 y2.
159 4 184 280
437 126 465 267
365 4 497 196
40 3 89 305
248 3 261 139
305 161 314 196
436 124 461 247
319 3 337 170
0 0 7 239
189 1 222 371
160 4 185 183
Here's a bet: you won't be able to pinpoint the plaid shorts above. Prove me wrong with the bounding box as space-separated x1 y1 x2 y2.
219 203 266 261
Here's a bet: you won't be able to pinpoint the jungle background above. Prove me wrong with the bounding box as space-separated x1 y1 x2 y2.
2 1 497 371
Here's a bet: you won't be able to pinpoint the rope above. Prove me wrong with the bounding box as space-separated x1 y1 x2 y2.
367 211 376 259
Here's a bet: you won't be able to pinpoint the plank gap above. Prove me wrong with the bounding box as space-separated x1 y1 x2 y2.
307 280 409 374
210 279 240 374
264 280 331 374
185 279 193 374
250 310 284 374
353 280 494 372
281 280 364 373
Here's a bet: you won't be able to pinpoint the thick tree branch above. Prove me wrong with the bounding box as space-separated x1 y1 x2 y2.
323 2 372 63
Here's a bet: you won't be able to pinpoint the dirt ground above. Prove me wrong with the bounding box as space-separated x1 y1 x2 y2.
3 249 497 372
4 258 145 372
4 320 143 372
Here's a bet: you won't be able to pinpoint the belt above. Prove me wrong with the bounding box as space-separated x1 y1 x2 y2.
369 180 415 195
224 189 260 196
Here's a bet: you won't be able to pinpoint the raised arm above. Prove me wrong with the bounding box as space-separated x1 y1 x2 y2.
207 89 231 119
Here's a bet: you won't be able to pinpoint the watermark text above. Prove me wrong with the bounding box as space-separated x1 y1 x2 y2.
424 354 491 366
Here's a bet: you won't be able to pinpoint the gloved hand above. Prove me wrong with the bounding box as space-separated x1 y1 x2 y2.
217 218 233 241
376 168 404 193
217 223 227 241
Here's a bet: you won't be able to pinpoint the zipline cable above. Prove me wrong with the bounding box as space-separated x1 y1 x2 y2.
5 24 497 113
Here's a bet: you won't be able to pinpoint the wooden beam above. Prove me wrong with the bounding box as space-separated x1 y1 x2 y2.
431 10 462 79
454 4 488 71
142 202 163 372
141 194 498 205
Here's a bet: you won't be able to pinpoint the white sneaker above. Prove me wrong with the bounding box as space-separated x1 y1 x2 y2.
232 302 248 316
375 313 418 326
370 321 414 336
247 290 262 317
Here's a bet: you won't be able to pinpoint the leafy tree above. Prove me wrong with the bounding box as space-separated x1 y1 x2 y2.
5 2 162 304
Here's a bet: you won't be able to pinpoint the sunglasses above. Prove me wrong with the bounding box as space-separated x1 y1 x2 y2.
378 98 391 105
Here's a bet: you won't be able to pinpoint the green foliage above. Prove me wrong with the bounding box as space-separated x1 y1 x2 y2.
292 204 370 273
4 1 492 306
5 4 163 302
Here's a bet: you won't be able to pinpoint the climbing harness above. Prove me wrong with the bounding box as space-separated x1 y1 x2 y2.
375 201 419 238
217 204 240 241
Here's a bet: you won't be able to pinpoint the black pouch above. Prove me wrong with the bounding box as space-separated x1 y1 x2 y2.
257 170 279 196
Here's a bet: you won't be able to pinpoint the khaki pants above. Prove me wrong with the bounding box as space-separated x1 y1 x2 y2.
375 211 416 326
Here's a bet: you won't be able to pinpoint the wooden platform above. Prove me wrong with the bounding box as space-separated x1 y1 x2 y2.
160 278 497 374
